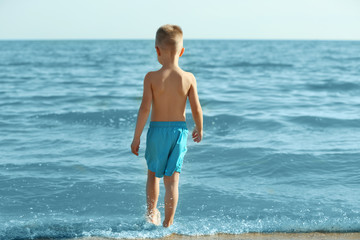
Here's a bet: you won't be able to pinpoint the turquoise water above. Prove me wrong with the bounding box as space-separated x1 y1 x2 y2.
0 40 359 239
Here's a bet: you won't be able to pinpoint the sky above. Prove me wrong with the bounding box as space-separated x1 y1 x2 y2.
0 0 360 40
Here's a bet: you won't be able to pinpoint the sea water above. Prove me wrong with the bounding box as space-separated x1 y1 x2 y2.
0 40 359 239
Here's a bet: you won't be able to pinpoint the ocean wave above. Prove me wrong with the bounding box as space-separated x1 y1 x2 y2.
199 61 293 69
306 81 360 92
287 115 360 128
245 152 351 180
204 113 285 133
1 215 359 240
323 56 360 62
229 61 293 68
0 61 104 68
34 109 135 128
0 162 123 179
202 150 358 183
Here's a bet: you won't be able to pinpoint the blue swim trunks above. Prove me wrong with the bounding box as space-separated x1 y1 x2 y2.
145 121 188 178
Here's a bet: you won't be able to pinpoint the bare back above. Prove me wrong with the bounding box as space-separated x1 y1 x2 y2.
148 68 192 121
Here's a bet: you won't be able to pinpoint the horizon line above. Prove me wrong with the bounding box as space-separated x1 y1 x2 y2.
0 38 360 41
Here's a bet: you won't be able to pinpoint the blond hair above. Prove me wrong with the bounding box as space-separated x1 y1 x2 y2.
155 24 183 52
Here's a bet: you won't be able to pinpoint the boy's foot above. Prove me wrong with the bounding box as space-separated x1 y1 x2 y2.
162 220 173 228
146 208 161 226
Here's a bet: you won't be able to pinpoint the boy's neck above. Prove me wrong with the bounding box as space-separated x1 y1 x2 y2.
160 54 180 69
162 61 179 68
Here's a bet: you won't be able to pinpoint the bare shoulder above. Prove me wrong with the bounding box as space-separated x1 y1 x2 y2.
146 68 165 77
145 71 155 79
144 70 159 83
181 70 196 83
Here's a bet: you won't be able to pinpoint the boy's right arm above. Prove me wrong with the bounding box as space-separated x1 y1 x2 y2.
188 73 203 142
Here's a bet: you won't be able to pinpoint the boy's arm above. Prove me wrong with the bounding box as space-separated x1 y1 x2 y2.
188 73 203 142
131 73 152 156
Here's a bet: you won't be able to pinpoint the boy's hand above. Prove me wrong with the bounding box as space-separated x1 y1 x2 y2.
192 127 203 143
131 138 140 156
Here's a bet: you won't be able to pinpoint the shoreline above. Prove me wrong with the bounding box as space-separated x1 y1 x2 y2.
61 232 360 240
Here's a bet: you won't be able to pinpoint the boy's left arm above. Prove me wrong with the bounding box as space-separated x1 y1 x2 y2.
131 73 153 156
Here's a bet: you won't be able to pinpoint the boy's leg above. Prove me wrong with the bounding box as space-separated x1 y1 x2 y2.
163 171 180 227
146 169 161 225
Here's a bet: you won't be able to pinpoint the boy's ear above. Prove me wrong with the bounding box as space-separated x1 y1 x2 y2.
155 46 161 56
179 47 185 57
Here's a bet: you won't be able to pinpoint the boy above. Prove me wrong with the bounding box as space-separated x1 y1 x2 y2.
130 24 203 228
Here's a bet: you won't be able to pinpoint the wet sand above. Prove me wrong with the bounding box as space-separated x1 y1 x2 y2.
63 232 360 240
